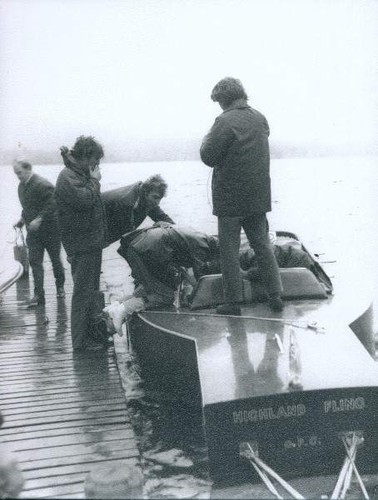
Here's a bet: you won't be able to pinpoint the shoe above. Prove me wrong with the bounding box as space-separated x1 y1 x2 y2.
268 294 284 312
26 295 45 308
56 287 65 298
216 303 241 316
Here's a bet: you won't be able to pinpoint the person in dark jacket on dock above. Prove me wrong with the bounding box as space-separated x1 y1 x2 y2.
55 136 108 351
102 174 174 244
200 77 283 315
13 160 65 307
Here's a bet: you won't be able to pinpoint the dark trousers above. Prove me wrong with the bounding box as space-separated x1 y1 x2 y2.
27 228 65 298
125 247 175 306
218 213 282 304
70 250 102 349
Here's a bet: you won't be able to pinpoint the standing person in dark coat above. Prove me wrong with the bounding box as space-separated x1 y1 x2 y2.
200 77 283 315
13 160 65 307
55 136 108 351
102 174 174 245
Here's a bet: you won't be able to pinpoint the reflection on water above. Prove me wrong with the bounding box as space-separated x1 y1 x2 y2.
115 342 212 498
226 318 284 400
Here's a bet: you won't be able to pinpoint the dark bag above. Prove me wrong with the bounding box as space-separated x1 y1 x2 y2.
13 228 29 276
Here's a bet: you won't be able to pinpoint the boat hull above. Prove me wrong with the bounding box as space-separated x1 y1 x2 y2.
127 230 378 484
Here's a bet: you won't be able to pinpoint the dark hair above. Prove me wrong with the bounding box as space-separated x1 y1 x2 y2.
71 135 104 161
211 77 248 107
13 160 32 170
140 174 168 198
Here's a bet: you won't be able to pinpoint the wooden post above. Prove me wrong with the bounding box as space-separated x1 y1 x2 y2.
84 463 144 499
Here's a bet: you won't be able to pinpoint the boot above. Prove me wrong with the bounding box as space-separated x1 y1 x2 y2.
26 294 45 307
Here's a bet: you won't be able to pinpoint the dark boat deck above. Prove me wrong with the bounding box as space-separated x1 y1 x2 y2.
0 251 139 499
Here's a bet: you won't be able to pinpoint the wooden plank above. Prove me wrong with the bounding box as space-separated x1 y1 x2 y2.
4 428 135 452
1 409 129 428
20 481 85 499
0 423 128 442
0 362 118 374
19 449 139 471
0 416 130 436
2 401 125 418
1 382 122 397
1 395 126 412
0 372 119 386
0 374 119 387
15 438 137 462
0 377 121 394
22 457 138 480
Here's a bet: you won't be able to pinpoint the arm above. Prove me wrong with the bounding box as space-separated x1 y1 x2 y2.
14 217 24 229
26 179 56 232
200 116 235 167
35 180 56 221
56 170 101 211
148 206 174 225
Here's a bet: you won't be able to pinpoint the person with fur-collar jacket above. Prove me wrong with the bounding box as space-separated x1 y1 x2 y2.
55 135 108 351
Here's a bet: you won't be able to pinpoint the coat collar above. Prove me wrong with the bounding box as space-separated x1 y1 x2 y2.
222 98 250 113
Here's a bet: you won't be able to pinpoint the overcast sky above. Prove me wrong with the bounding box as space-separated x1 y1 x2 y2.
1 0 378 152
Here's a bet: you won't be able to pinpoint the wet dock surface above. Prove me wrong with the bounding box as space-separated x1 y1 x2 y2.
0 252 140 499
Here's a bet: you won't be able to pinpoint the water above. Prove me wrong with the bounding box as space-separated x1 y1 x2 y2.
2 156 377 305
1 156 377 497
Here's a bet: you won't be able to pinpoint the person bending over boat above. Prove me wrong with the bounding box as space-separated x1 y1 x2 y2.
103 224 220 333
200 77 283 315
103 225 316 335
102 174 174 245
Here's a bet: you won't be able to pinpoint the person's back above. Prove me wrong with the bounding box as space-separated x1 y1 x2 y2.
200 77 283 315
202 100 271 218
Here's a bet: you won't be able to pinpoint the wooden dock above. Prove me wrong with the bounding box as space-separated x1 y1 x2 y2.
0 248 140 499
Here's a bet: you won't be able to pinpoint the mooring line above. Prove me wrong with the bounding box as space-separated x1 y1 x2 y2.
142 309 325 332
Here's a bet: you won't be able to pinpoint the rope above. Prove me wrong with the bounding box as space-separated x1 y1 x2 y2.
143 309 325 333
240 442 304 499
241 433 369 500
331 433 369 499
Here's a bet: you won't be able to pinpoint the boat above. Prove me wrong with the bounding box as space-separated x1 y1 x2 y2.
0 259 23 297
126 231 378 487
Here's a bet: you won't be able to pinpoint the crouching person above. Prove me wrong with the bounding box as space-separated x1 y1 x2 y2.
103 224 220 333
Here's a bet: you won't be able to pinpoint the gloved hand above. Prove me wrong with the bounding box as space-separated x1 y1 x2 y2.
103 302 126 336
103 297 145 336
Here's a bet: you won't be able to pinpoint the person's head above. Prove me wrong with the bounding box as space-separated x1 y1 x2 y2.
71 135 104 170
211 77 248 109
13 160 33 183
140 174 168 210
